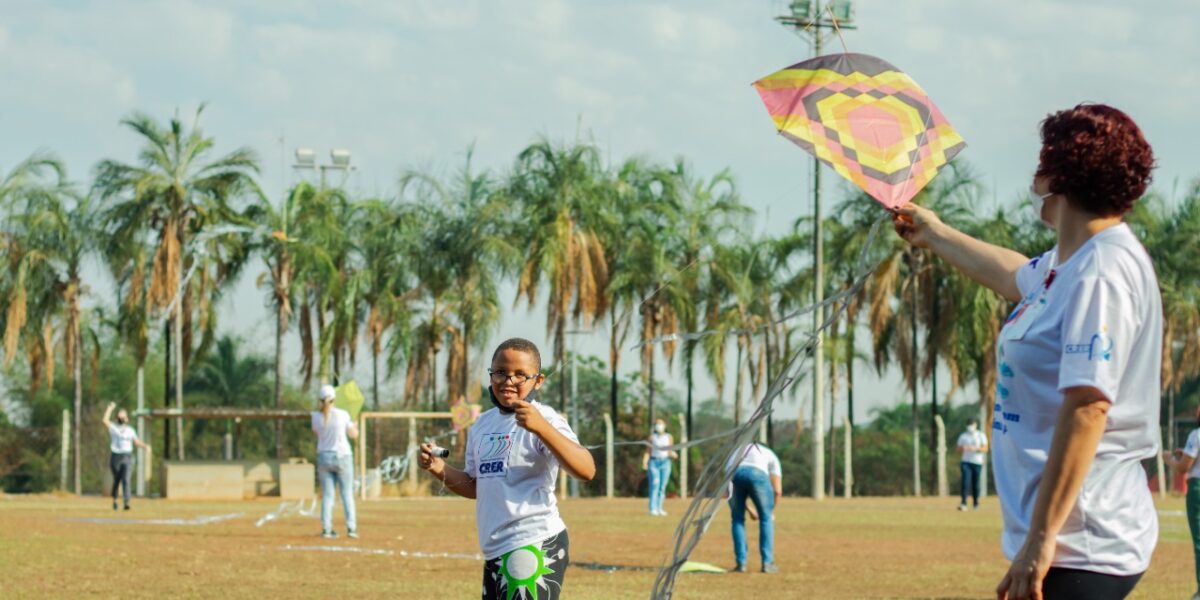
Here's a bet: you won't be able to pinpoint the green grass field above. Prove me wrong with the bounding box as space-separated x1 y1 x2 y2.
0 494 1193 598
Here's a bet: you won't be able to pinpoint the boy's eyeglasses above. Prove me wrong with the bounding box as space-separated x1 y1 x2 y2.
488 370 539 385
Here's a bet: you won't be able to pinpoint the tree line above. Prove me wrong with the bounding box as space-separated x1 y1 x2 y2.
2 106 1198 497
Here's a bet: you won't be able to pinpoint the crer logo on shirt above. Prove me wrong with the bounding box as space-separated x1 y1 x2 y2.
479 460 506 476
476 432 513 479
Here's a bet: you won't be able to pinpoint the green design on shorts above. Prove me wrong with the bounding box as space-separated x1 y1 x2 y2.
500 543 555 600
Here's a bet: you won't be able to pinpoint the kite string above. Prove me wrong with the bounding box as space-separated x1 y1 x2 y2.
649 215 887 599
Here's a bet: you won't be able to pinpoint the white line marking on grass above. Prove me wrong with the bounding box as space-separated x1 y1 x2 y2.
63 513 245 526
396 550 483 561
279 545 484 560
282 545 395 556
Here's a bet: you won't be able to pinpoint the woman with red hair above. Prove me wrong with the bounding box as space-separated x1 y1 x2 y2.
894 104 1160 600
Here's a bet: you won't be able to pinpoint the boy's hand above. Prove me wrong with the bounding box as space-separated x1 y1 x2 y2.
512 399 549 436
418 442 445 478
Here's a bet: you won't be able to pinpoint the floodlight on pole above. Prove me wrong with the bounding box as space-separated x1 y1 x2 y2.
294 147 316 168
330 149 352 167
293 147 355 188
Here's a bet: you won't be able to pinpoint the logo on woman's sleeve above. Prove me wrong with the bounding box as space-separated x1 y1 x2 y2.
477 433 513 478
1064 328 1113 362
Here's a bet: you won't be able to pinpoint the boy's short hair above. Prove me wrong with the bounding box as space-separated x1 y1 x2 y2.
491 338 542 372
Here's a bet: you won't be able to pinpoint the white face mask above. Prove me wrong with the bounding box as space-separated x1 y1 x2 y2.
967 424 977 433
654 423 666 434
1029 186 1054 227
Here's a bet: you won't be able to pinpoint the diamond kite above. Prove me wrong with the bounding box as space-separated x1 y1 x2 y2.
754 53 966 209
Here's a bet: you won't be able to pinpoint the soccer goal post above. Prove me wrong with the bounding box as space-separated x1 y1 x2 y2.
357 411 456 500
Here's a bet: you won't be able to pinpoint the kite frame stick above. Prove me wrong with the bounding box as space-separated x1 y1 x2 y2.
826 4 850 54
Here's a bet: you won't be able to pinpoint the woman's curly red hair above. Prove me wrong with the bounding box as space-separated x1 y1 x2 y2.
1035 103 1155 217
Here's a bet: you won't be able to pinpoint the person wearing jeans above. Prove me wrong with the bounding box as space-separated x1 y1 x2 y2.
318 451 356 536
957 419 988 511
725 443 782 573
642 418 677 516
1165 407 1200 600
101 402 150 511
311 384 358 539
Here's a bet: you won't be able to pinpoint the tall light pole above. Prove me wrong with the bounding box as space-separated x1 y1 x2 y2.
776 0 856 501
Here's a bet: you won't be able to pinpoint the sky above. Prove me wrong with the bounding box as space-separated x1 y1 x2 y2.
2 0 1198 427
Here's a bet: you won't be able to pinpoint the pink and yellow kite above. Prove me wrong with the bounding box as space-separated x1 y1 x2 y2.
754 53 966 209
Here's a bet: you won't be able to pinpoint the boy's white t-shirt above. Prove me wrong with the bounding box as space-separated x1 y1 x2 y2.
310 408 353 456
465 400 579 559
108 423 139 454
994 223 1161 576
957 430 988 465
1180 429 1200 480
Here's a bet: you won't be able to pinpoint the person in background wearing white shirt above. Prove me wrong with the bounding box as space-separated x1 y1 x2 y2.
311 384 358 539
102 402 150 511
642 418 678 516
895 103 1160 600
957 418 988 511
725 442 782 574
1164 405 1200 600
418 338 595 600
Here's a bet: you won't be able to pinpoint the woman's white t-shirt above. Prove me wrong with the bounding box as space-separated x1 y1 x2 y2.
649 432 673 459
311 408 353 456
465 401 580 559
108 424 139 454
994 223 1161 576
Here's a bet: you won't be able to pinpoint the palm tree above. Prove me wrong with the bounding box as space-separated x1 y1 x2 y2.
285 182 356 391
1 153 96 492
670 161 750 438
912 165 981 493
861 161 983 495
1128 185 1200 454
94 106 260 460
106 238 152 440
400 150 516 410
599 160 646 425
603 158 687 429
185 335 271 458
352 198 407 409
392 181 454 409
246 181 337 457
0 152 69 379
508 139 610 415
704 240 774 426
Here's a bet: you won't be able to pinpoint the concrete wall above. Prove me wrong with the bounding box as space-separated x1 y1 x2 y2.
163 459 314 500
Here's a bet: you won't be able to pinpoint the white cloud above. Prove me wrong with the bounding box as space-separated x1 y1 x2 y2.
645 4 742 53
342 0 483 31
